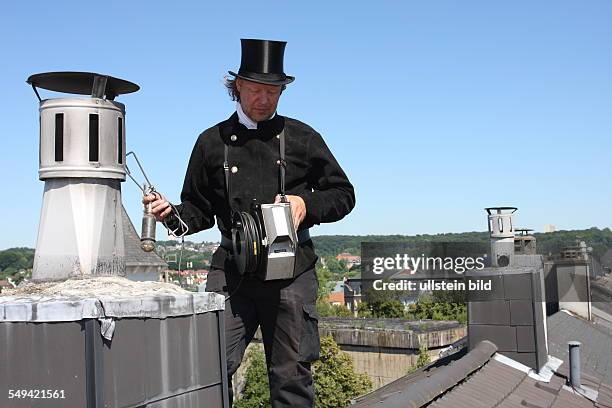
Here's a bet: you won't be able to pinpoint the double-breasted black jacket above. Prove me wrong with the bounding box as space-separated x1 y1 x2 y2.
166 112 355 276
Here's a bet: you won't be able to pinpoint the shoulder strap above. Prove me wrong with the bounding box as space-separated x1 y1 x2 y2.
223 143 231 208
278 130 286 198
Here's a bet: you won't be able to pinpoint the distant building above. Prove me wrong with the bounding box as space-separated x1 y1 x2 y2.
327 281 346 306
323 278 364 314
173 269 209 287
328 291 345 306
336 252 361 269
543 224 556 233
343 277 363 314
514 229 536 255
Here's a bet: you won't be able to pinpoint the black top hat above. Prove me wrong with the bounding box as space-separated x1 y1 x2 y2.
228 39 295 86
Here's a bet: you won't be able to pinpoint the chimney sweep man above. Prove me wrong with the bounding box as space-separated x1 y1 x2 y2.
144 38 355 407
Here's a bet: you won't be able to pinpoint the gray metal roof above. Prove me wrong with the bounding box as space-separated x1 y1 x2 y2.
429 357 602 408
351 340 495 408
351 311 612 407
122 206 167 267
547 311 612 388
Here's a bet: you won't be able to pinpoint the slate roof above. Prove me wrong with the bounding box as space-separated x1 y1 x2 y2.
352 311 612 407
546 311 612 389
122 206 167 267
428 356 605 408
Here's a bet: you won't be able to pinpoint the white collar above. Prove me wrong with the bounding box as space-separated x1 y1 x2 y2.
236 102 276 130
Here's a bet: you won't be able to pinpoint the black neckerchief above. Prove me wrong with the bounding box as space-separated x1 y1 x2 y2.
221 112 285 143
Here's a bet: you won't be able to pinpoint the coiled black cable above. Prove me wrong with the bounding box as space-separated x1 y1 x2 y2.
231 209 263 276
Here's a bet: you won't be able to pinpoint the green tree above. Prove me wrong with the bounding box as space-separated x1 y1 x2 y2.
362 288 406 318
407 344 431 374
416 344 430 368
317 297 353 318
330 304 352 317
0 251 21 270
0 248 34 279
316 298 336 317
406 294 467 323
316 262 335 301
370 299 405 318
0 248 33 270
234 348 270 408
235 337 372 408
313 336 372 408
325 257 348 277
356 302 373 318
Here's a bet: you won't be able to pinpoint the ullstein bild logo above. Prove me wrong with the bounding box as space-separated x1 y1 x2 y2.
372 277 493 292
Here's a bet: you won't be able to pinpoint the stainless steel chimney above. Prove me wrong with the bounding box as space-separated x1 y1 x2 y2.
28 72 140 281
485 207 517 267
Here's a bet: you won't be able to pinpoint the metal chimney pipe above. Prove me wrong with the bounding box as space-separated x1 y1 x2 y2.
568 341 582 388
485 207 517 267
27 72 139 281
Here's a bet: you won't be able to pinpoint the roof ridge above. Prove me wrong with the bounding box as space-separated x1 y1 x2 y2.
352 340 498 407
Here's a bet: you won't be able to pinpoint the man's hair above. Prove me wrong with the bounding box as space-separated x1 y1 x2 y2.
224 77 286 102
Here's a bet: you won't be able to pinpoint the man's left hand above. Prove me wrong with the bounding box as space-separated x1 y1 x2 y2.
275 195 306 230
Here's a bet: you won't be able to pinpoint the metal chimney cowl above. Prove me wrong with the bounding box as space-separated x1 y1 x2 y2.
28 72 139 281
486 207 517 267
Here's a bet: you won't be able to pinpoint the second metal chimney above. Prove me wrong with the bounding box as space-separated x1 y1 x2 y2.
486 207 517 267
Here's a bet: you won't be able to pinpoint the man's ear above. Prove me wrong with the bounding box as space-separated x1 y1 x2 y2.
235 78 242 92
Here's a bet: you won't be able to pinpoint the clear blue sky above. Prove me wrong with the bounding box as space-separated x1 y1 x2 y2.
1 1 611 249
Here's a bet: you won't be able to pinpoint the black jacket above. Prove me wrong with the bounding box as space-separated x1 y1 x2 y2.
166 112 355 275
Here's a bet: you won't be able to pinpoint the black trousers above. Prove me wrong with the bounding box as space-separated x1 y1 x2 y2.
206 260 320 408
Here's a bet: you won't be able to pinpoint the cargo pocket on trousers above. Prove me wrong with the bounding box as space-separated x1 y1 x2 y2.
298 304 321 362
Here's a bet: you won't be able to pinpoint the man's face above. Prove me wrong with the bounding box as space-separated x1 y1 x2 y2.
236 78 282 122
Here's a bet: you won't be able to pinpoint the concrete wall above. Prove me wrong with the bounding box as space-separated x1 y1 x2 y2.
238 322 466 395
341 346 440 389
320 324 466 388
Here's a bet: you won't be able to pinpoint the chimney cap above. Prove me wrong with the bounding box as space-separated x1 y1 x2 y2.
485 206 517 215
27 71 139 100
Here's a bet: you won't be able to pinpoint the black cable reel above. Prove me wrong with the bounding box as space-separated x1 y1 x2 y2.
230 197 297 281
231 201 264 276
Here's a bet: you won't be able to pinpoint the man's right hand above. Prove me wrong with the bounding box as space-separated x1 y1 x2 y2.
143 193 172 222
